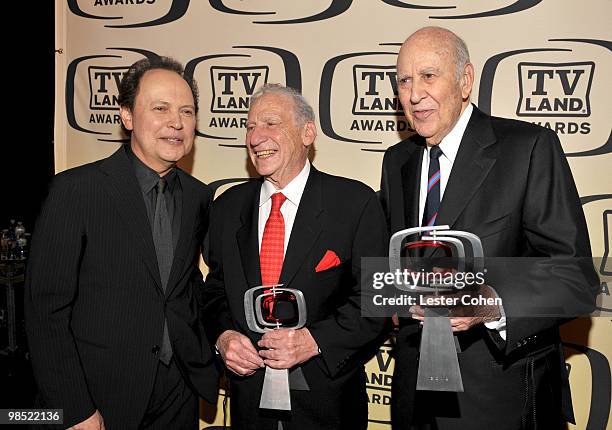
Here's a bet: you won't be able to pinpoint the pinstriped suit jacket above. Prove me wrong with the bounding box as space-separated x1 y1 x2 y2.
25 146 218 429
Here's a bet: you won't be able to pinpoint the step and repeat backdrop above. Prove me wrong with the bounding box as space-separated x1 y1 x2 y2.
54 1 610 428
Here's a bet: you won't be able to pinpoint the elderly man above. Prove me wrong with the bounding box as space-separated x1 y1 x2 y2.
25 57 218 429
380 27 598 429
202 84 387 430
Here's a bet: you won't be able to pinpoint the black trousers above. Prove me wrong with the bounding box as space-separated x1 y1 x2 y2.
139 358 198 430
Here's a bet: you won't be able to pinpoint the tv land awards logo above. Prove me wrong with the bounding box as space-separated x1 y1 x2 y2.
478 38 612 157
580 194 612 314
73 0 544 25
65 48 158 141
210 66 269 115
365 342 394 426
184 46 301 145
579 195 612 430
563 342 611 430
602 209 611 277
516 62 594 119
65 46 300 145
352 65 402 116
319 46 411 150
380 0 542 19
88 66 126 111
210 0 544 22
209 0 351 24
68 0 189 28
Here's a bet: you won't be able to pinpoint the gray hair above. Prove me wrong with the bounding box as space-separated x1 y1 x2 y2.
249 84 315 126
451 32 470 81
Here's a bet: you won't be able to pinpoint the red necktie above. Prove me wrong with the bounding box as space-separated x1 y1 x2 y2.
260 192 287 286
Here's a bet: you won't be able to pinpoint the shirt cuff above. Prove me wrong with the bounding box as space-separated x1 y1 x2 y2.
483 286 507 340
484 316 507 340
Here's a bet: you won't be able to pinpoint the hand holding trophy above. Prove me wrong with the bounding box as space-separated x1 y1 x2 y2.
389 225 489 392
244 285 307 410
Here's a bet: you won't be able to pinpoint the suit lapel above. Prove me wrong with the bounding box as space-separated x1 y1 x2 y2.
100 146 163 293
279 167 323 288
236 182 263 288
436 107 497 230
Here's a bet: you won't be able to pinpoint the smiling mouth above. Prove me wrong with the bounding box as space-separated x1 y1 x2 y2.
254 149 277 159
161 137 183 144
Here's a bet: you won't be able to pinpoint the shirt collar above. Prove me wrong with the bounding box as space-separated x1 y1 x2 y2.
125 145 178 194
429 103 473 164
259 161 311 208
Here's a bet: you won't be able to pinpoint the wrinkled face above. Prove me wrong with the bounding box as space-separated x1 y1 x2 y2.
396 33 472 145
246 93 315 189
120 69 196 175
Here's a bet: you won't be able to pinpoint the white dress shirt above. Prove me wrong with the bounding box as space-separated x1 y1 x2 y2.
418 104 472 226
258 161 310 254
417 104 506 338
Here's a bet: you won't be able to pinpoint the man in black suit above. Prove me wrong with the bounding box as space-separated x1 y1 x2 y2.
25 57 218 429
381 27 599 429
201 84 387 430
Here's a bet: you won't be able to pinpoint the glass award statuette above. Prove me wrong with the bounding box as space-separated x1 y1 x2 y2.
244 285 307 411
389 226 484 392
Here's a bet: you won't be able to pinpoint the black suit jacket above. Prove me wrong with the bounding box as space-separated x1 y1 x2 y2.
380 106 599 429
202 166 388 430
24 146 219 429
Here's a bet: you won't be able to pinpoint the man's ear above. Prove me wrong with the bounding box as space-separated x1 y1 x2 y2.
461 63 474 100
120 106 134 131
302 121 317 148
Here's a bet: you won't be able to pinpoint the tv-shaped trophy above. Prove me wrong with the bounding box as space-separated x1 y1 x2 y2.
244 284 307 410
389 225 484 392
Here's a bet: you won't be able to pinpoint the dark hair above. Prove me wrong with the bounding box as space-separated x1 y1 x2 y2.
118 56 199 113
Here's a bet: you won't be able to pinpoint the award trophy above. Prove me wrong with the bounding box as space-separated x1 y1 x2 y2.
244 284 307 410
389 225 484 392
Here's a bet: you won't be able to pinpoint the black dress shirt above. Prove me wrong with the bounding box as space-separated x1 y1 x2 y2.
125 145 182 251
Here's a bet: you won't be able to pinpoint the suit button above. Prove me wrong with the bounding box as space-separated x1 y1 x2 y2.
152 345 160 354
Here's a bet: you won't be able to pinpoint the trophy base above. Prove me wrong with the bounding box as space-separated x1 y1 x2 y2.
260 367 292 410
416 307 464 392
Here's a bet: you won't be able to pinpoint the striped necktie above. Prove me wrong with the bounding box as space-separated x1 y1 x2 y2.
422 145 443 227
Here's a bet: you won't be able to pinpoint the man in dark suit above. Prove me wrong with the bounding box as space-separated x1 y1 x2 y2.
381 27 599 429
201 84 388 430
25 57 218 429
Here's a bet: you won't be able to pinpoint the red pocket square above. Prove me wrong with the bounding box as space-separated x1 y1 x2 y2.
315 250 341 272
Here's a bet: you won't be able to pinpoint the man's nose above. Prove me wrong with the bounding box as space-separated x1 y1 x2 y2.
410 79 426 104
248 125 267 146
168 110 183 129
